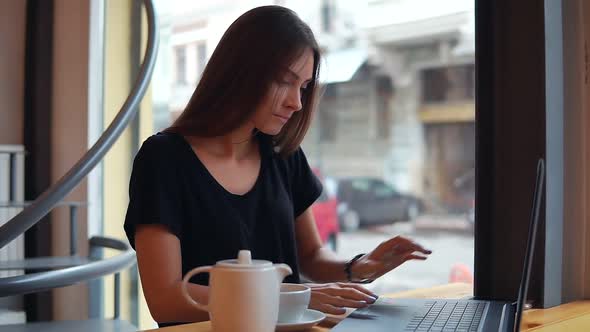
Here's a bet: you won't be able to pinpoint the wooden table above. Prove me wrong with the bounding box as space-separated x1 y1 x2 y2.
143 283 590 331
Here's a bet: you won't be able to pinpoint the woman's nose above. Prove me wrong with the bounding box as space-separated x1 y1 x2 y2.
286 87 303 111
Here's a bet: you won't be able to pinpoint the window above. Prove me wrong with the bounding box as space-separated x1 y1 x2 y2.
196 42 207 78
376 75 393 139
319 108 337 142
321 0 333 33
174 45 187 84
374 184 395 198
149 0 475 322
421 64 475 103
318 84 338 141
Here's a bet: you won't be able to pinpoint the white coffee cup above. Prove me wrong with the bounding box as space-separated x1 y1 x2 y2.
278 283 311 323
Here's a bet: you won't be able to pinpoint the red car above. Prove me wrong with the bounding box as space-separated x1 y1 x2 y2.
311 170 340 251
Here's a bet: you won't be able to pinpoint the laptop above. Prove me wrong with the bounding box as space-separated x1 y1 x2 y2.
332 159 545 332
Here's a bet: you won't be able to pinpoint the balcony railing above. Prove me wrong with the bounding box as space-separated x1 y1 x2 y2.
0 0 159 328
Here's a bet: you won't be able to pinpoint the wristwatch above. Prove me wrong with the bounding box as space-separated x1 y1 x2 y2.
344 253 373 284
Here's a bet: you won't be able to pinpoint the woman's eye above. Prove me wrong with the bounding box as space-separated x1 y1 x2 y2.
278 78 293 85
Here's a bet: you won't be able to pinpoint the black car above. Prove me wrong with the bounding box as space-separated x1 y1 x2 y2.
335 177 422 231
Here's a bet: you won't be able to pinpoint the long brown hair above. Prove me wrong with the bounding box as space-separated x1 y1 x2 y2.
165 6 321 157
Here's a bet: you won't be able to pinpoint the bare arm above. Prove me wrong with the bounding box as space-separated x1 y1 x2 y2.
295 208 378 314
135 224 209 323
295 207 432 283
295 208 350 282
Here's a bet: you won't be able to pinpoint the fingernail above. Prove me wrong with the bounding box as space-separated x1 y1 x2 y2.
367 297 376 304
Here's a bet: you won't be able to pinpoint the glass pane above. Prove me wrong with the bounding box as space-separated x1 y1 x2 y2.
374 184 395 198
150 0 474 313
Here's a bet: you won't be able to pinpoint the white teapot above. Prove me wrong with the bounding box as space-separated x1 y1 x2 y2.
181 250 292 332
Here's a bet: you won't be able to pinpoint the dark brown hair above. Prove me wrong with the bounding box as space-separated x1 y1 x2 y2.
165 5 321 157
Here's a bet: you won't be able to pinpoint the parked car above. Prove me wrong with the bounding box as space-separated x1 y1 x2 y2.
311 170 340 251
335 177 422 231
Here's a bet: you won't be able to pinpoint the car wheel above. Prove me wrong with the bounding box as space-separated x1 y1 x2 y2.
341 210 360 232
405 202 419 221
327 234 338 252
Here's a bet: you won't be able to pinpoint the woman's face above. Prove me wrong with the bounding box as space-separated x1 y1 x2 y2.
252 48 314 135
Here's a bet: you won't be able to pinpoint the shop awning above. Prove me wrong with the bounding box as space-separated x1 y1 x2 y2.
319 48 367 84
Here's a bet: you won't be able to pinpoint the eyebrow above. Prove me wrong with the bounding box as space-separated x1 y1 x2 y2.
286 69 313 83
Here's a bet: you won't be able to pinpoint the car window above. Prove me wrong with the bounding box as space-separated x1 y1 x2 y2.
351 180 371 192
374 184 395 198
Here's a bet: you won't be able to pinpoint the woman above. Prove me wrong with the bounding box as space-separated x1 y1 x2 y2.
124 5 431 327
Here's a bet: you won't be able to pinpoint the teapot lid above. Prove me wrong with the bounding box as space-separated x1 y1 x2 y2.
216 250 272 269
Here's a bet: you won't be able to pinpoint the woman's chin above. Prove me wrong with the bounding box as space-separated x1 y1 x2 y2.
259 125 284 136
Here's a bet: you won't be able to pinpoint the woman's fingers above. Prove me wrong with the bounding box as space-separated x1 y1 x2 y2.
363 251 430 279
392 236 431 254
312 290 370 308
310 302 347 315
308 283 379 315
319 285 377 303
336 282 379 299
404 253 429 261
375 236 432 259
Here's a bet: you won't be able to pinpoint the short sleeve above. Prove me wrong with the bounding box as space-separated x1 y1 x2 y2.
289 148 323 218
123 136 184 249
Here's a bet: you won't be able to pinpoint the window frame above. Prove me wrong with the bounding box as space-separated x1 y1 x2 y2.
475 0 550 307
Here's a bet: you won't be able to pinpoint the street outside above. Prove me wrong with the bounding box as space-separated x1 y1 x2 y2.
333 214 474 295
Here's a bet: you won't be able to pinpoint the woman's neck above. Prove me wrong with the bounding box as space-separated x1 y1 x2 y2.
186 127 259 161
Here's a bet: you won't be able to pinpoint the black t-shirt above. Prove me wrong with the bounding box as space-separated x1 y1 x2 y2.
124 132 322 288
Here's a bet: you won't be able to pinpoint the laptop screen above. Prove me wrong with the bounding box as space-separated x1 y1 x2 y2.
513 159 545 332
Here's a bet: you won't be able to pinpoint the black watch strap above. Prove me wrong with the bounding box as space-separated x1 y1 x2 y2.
344 253 373 283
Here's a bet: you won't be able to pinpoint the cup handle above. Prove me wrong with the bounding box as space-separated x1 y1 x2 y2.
181 266 211 312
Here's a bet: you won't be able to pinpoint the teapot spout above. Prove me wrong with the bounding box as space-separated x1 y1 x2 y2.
274 263 292 283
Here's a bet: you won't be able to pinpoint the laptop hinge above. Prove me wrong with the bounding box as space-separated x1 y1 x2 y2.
498 302 517 332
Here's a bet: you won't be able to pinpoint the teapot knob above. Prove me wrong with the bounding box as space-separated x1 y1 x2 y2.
237 250 252 265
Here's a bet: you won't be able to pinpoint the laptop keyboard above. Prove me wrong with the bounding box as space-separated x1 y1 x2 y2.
404 301 487 332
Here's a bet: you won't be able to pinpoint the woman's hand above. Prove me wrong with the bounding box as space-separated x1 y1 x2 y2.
306 282 378 315
351 235 432 282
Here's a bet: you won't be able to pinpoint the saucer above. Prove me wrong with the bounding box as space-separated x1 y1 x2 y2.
323 307 356 325
276 309 326 331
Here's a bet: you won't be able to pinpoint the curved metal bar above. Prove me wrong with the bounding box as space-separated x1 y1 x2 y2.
89 236 129 252
0 0 159 250
0 201 87 208
0 237 135 297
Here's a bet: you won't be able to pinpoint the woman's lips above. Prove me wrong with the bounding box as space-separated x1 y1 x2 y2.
273 114 290 123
